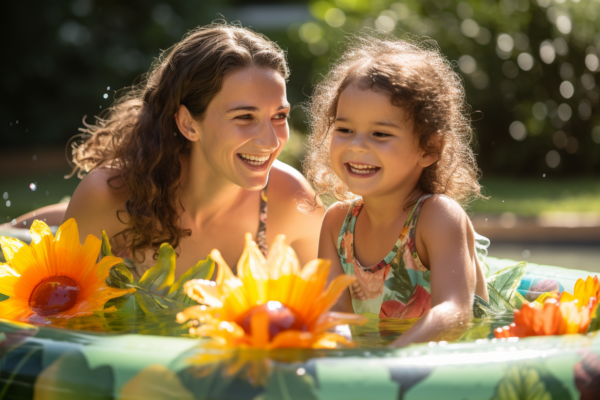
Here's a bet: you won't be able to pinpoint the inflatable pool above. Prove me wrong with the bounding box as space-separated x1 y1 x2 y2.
1 228 599 399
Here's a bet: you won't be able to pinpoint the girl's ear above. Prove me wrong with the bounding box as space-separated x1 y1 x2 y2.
175 105 201 142
419 151 439 168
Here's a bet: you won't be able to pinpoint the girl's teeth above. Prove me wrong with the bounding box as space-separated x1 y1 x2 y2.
348 163 378 174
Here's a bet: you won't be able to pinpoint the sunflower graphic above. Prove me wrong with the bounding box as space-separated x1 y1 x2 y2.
0 219 134 322
177 233 366 349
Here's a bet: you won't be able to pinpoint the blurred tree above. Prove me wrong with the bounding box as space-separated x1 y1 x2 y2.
1 0 224 150
298 0 600 176
2 0 600 178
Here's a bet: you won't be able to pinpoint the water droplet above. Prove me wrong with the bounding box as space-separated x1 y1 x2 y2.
103 93 108 99
543 174 546 177
502 200 505 203
11 219 17 225
23 221 26 225
99 105 102 109
16 120 19 124
46 190 49 196
2 192 7 200
296 368 306 376
5 200 11 207
9 122 12 126
522 249 530 258
107 86 110 90
30 183 37 191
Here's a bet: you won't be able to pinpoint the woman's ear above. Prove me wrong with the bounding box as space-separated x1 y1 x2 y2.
175 105 200 142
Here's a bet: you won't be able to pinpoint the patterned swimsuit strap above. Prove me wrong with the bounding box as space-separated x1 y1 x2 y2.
404 194 433 251
256 177 269 256
336 195 433 256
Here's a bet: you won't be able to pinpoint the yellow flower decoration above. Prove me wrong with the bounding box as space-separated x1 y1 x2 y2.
0 219 134 322
560 275 600 312
177 233 366 349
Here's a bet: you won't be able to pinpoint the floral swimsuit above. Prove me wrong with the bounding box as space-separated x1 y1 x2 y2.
337 195 433 320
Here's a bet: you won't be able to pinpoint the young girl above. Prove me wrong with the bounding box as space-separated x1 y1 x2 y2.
306 35 489 347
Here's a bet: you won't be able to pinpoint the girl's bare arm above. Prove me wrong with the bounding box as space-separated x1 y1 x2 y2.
390 196 475 347
318 202 353 313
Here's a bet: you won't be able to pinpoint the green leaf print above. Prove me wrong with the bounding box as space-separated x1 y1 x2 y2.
384 258 415 304
488 263 527 304
588 306 600 333
492 366 551 400
492 365 572 400
487 284 516 311
422 269 431 284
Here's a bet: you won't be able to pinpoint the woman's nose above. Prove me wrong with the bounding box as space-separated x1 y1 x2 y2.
254 121 282 151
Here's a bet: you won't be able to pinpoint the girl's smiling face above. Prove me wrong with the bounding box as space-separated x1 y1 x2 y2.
330 82 437 198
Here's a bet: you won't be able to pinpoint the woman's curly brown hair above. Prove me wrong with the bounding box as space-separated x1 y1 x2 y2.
304 33 483 208
69 21 289 261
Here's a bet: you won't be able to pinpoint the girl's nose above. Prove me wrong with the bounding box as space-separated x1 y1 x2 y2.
348 132 369 153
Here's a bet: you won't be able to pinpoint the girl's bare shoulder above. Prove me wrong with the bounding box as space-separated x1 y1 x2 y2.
321 201 351 239
418 194 470 238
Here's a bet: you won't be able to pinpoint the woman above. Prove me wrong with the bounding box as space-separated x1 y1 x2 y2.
12 23 323 278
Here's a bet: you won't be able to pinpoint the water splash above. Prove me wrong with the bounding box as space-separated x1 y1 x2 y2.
29 183 37 191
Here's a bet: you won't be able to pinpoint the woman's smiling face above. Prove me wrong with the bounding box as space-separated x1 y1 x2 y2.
193 66 290 190
330 82 435 198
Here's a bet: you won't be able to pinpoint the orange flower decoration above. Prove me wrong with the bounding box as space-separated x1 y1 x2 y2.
0 219 133 322
177 233 366 349
495 298 594 338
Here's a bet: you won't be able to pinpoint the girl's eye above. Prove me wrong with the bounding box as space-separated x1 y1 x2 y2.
335 128 352 134
273 112 289 120
373 131 392 138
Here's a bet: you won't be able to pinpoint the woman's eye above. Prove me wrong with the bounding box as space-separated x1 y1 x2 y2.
273 113 289 120
373 131 391 138
235 114 253 120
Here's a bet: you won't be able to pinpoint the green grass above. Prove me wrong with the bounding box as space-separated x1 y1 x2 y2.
0 172 79 223
472 177 600 215
1 173 599 221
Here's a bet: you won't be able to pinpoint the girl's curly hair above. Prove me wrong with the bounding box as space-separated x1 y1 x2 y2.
69 22 289 261
304 33 483 208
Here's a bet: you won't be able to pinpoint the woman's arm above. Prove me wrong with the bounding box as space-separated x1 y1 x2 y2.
390 196 475 347
319 202 353 313
0 203 69 230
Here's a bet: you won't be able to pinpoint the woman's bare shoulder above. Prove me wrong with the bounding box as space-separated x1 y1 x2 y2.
268 161 313 197
266 161 323 240
64 169 128 241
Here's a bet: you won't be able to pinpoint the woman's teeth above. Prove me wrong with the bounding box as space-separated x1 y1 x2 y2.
348 162 379 174
239 153 270 166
